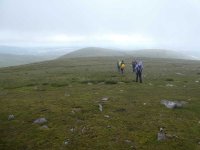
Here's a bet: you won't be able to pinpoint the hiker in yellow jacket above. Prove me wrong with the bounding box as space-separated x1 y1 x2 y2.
120 60 125 74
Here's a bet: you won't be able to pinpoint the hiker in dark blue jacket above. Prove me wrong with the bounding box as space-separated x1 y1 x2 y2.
135 61 143 83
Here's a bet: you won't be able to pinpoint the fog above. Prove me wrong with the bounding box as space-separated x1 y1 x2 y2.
0 0 200 55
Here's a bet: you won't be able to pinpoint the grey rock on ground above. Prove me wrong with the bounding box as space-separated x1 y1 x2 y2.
166 84 174 87
124 140 132 143
104 115 110 118
33 117 47 124
99 104 103 112
102 97 109 101
8 115 14 120
157 132 166 141
161 100 187 109
64 139 70 145
40 125 49 129
157 127 166 141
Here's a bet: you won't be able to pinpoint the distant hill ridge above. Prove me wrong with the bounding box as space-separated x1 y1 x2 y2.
60 47 198 60
60 47 125 58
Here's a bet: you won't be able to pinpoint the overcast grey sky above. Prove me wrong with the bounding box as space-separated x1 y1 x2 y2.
0 0 200 51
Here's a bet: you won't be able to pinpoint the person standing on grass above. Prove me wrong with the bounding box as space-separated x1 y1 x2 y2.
117 60 121 73
120 60 125 74
132 59 137 72
135 60 143 83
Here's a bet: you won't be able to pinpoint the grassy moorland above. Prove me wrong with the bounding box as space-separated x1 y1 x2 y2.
0 57 200 150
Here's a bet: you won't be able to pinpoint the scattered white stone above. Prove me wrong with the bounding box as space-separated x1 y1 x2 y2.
82 127 86 133
40 125 49 129
102 97 109 101
198 121 200 124
120 90 124 92
149 83 152 86
198 141 200 145
161 100 187 109
98 82 105 85
176 73 184 76
124 140 132 143
104 115 110 118
143 103 146 105
166 84 174 87
166 134 178 139
195 80 199 83
64 139 69 145
88 82 93 85
8 114 14 120
99 104 103 112
118 82 124 84
65 93 70 97
160 128 164 132
33 117 47 124
70 128 75 132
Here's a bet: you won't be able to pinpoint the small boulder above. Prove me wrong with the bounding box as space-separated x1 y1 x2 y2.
166 84 174 87
161 100 186 109
104 115 110 118
102 97 109 101
157 128 166 141
176 73 184 76
8 114 14 120
99 104 103 112
40 125 49 130
157 132 166 141
70 128 75 132
64 139 70 145
33 117 47 124
88 82 93 85
124 140 132 143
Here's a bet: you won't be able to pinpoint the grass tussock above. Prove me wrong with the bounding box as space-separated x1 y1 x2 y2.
165 78 174 81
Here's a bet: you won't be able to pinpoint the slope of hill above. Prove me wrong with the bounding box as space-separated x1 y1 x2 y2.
126 49 198 60
0 56 200 149
59 47 126 58
0 53 53 67
60 47 199 60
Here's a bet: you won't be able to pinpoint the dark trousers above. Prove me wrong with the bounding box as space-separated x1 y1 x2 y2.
121 68 124 74
136 71 142 83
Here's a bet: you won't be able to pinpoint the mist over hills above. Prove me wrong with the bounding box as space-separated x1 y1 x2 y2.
0 46 199 68
0 45 76 67
60 47 199 60
0 53 54 67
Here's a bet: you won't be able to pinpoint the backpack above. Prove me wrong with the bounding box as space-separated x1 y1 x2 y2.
121 63 125 69
136 63 142 73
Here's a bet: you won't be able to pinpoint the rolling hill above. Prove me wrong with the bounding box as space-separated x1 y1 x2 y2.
59 47 126 58
60 47 199 60
0 53 53 68
125 49 198 60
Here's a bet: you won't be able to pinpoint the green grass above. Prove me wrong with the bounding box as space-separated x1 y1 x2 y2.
0 57 200 150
